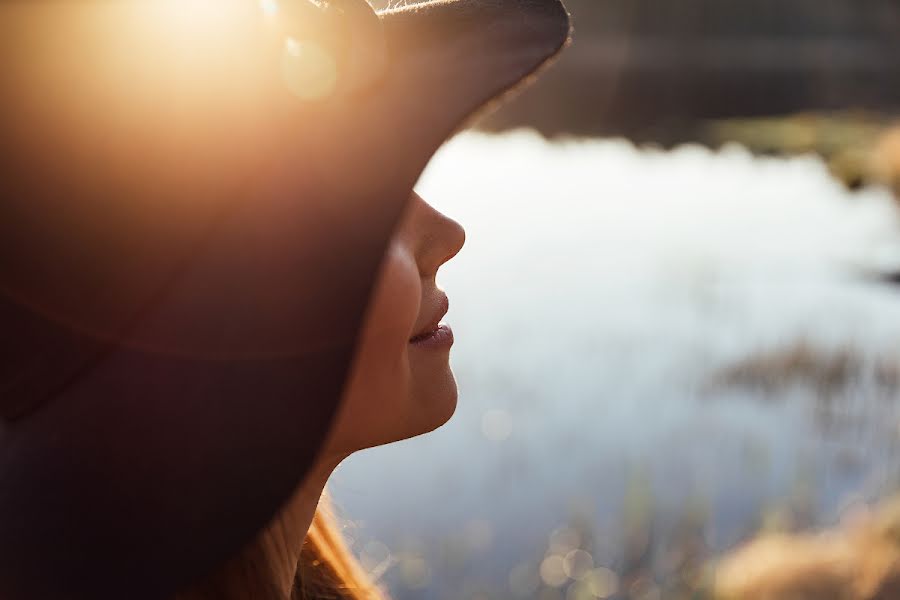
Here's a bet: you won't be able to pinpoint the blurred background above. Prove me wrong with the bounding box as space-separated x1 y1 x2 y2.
333 1 900 599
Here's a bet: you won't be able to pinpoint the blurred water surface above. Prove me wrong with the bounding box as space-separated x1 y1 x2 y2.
332 132 900 600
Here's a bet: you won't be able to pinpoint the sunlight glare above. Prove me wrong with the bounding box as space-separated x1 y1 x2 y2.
259 0 279 17
161 0 243 32
281 37 338 100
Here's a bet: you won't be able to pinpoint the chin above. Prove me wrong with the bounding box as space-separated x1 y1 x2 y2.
403 368 459 439
425 376 459 431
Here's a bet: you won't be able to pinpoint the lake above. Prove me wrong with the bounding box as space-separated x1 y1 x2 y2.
332 131 900 600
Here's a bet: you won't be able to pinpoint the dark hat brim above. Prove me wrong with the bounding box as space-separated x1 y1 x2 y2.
0 1 569 598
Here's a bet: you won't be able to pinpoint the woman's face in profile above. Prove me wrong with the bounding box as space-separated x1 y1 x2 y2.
323 192 465 456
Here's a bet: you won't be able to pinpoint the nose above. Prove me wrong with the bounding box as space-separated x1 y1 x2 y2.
411 192 466 277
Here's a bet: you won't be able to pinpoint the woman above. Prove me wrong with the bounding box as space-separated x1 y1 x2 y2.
179 191 465 600
0 0 570 598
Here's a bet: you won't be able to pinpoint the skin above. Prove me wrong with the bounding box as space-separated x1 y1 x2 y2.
243 191 465 597
325 191 467 455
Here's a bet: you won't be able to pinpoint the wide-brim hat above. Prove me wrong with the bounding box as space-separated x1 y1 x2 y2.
0 0 569 598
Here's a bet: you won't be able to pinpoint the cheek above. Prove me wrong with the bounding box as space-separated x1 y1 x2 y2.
328 243 421 450
360 244 420 368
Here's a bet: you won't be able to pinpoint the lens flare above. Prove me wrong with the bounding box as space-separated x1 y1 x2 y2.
259 0 279 17
281 37 338 100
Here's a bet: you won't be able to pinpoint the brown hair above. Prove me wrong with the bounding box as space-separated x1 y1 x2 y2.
176 495 384 600
295 501 385 600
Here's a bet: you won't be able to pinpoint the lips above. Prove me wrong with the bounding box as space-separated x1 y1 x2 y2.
409 294 449 343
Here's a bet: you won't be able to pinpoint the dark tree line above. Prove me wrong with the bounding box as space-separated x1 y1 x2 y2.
479 0 900 143
567 0 900 40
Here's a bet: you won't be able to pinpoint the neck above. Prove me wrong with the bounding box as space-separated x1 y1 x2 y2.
256 453 346 598
178 452 348 600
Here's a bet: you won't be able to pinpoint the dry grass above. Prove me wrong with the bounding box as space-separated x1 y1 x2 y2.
708 342 900 398
713 497 900 600
871 126 900 198
705 114 900 197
